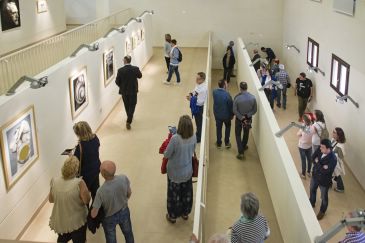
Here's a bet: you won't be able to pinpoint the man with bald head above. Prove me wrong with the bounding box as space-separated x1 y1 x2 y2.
91 161 134 243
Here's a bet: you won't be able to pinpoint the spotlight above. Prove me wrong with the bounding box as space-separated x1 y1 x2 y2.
275 122 310 137
307 66 325 76
104 27 126 38
249 58 267 67
285 44 300 53
336 95 359 108
6 76 48 96
70 43 99 57
136 17 142 23
258 80 283 91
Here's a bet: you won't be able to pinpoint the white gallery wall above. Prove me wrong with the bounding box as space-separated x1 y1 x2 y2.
109 0 284 69
64 0 110 24
0 0 66 56
281 0 365 188
0 13 153 239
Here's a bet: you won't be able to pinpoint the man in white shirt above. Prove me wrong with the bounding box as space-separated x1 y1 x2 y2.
187 72 208 143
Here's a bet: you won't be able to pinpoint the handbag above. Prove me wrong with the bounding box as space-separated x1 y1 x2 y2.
161 157 168 174
287 82 291 88
192 152 199 177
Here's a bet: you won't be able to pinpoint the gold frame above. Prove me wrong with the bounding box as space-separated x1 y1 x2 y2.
36 0 48 13
0 105 39 191
103 48 115 87
69 67 89 120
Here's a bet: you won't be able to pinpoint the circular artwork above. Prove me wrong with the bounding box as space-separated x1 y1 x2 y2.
17 143 30 164
73 74 86 110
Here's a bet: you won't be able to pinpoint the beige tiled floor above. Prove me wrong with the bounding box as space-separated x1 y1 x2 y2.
21 47 207 243
205 70 283 243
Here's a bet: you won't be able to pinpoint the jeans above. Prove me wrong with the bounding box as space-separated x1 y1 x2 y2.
299 147 312 175
264 88 274 109
122 94 137 124
223 68 233 82
309 178 329 214
167 65 180 83
298 96 308 119
276 86 287 108
102 207 134 243
334 175 345 190
235 118 250 154
194 106 204 143
215 118 231 145
312 145 320 155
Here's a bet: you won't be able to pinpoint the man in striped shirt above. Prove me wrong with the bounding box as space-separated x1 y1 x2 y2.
339 211 365 243
231 192 270 243
275 64 291 109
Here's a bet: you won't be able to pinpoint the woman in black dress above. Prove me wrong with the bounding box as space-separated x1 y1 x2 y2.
73 121 101 200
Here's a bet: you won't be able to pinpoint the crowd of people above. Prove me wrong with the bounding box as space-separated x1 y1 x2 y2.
45 38 362 243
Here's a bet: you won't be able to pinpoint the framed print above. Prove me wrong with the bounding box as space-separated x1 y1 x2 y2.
103 48 115 87
125 37 132 55
136 29 142 45
131 33 137 50
0 0 21 31
69 67 88 119
1 105 39 190
36 0 47 13
141 28 145 41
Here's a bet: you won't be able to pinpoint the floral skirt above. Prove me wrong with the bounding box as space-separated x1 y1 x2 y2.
167 177 193 219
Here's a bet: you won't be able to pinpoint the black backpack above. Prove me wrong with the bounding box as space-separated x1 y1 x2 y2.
177 48 182 62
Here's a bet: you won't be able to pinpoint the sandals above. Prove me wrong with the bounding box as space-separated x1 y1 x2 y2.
166 214 176 224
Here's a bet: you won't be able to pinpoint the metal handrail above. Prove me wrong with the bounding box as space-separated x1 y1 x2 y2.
0 8 132 96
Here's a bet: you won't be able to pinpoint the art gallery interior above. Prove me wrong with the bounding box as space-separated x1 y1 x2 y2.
0 0 364 242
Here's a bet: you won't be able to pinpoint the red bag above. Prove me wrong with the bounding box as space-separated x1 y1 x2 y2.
192 152 199 177
161 158 168 174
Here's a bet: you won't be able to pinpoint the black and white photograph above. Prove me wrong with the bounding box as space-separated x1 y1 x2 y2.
103 48 115 86
132 33 137 50
0 106 39 190
0 0 21 31
69 68 88 119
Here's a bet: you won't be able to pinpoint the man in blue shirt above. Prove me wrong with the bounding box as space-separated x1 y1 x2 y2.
213 79 233 148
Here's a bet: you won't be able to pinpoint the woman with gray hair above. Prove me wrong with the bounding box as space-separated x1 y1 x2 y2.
231 192 270 243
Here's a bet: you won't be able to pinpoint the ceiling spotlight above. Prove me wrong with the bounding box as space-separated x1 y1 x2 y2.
285 44 300 53
336 95 359 108
249 58 267 67
6 76 48 96
275 122 310 137
104 27 126 38
136 17 142 23
70 43 99 57
307 66 325 76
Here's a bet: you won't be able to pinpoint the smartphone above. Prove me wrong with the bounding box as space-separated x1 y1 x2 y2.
61 148 73 155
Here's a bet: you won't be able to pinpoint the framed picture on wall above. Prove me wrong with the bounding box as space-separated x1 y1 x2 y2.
103 48 115 87
141 28 145 41
131 33 137 50
0 0 21 31
36 0 48 13
125 37 132 55
0 105 39 190
69 67 89 119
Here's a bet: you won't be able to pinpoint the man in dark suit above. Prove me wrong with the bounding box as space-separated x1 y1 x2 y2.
309 139 337 220
115 55 142 130
251 49 261 72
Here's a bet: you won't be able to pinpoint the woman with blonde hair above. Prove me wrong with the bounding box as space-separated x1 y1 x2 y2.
73 121 101 200
164 115 196 223
49 156 90 243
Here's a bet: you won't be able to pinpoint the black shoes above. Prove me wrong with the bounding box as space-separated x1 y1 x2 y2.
126 122 131 130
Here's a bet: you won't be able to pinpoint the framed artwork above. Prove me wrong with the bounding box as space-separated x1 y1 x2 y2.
125 37 132 55
141 28 145 41
0 105 39 190
0 0 21 31
36 0 47 13
103 48 115 87
136 29 141 46
69 67 88 119
131 33 137 50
